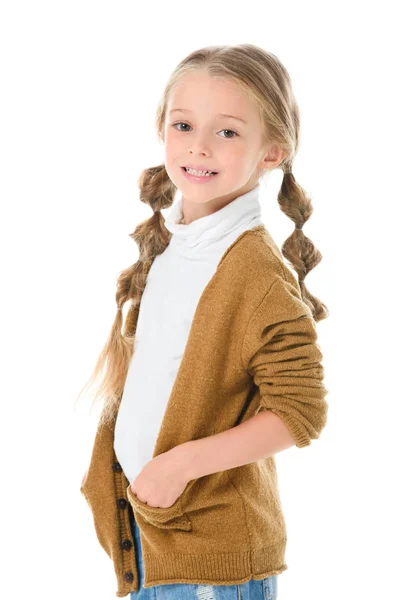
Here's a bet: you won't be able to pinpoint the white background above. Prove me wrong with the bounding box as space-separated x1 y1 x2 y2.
1 1 399 599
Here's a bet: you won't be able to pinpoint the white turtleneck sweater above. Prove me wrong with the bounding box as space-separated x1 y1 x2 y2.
114 184 264 484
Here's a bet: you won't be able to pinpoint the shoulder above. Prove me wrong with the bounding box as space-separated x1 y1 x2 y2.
219 224 300 295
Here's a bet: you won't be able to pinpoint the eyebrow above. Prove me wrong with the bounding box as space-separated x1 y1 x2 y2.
169 108 247 124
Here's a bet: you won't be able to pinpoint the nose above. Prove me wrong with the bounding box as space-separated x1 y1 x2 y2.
188 133 212 156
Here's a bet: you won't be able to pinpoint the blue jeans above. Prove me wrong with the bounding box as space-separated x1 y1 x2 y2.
128 508 278 600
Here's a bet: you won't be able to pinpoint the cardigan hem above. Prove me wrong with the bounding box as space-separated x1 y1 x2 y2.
138 544 288 589
114 556 288 596
141 565 288 589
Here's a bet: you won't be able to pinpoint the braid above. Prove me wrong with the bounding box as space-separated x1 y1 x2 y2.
277 170 329 322
75 163 177 430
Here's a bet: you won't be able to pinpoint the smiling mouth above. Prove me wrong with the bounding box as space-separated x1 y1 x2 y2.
182 167 219 175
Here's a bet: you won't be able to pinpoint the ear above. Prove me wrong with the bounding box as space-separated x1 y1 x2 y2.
258 144 287 171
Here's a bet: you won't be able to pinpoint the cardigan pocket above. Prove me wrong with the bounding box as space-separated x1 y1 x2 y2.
126 483 192 531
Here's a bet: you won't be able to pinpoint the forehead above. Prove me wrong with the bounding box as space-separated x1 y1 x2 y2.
168 71 254 118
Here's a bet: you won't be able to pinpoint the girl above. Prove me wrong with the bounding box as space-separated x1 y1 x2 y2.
79 44 329 600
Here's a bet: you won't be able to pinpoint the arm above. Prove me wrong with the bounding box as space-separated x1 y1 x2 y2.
242 276 329 449
177 275 328 481
178 409 296 481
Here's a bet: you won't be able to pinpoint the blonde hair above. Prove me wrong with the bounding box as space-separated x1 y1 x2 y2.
76 43 329 430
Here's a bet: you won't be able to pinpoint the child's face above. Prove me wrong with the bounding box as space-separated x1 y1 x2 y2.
160 69 284 209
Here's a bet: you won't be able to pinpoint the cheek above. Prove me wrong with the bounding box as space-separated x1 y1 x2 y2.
163 162 176 181
225 151 252 173
221 142 247 161
163 135 185 160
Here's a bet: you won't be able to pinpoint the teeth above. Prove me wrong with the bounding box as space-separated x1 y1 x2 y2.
185 167 216 176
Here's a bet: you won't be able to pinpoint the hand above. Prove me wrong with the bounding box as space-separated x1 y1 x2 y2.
129 446 192 509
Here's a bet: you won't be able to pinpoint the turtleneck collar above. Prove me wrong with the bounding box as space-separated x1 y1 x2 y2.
164 184 262 247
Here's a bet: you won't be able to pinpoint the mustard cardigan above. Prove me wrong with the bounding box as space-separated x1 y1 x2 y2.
80 224 329 597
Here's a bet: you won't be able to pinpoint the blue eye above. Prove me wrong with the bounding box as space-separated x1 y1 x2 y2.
172 122 238 139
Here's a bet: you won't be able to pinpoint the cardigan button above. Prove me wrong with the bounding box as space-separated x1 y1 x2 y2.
112 461 122 472
124 571 134 583
120 539 133 551
117 498 127 509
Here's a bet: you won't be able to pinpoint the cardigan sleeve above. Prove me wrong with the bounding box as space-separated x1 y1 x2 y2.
242 275 329 448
